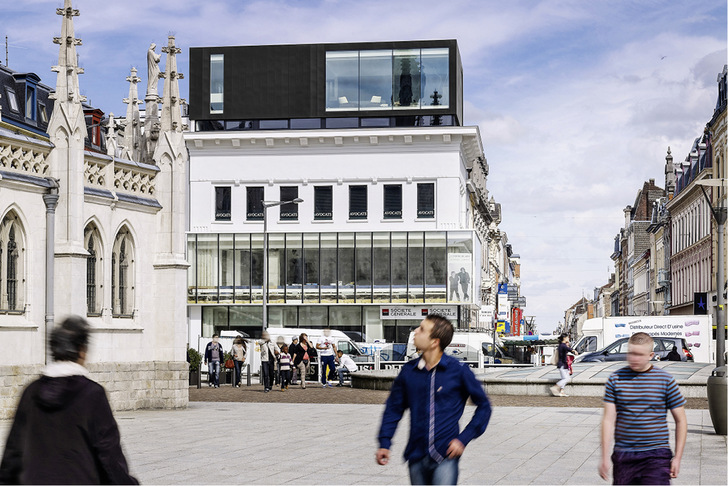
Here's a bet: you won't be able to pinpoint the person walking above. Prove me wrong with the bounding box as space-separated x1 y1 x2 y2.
599 332 687 485
0 316 138 484
259 331 279 393
204 333 224 388
316 328 338 387
292 333 312 389
231 337 247 387
335 349 358 387
376 315 492 485
550 333 577 397
279 344 292 391
289 337 300 385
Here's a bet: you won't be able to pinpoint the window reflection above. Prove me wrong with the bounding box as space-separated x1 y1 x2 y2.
359 50 392 110
210 54 224 114
421 48 449 109
326 51 359 111
393 49 421 109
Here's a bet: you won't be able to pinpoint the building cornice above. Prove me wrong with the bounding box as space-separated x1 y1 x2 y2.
185 125 484 161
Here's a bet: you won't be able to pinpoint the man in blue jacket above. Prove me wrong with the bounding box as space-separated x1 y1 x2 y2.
376 314 492 485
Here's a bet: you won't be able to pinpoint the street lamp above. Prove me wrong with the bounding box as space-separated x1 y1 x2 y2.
261 197 303 331
696 178 726 368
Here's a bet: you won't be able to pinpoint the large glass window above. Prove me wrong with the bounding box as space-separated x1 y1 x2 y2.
268 305 297 327
210 54 224 114
219 234 234 303
325 47 449 112
421 48 449 108
391 232 408 302
187 234 197 302
359 50 392 110
280 186 299 221
393 50 421 109
326 51 359 111
408 232 424 302
338 233 355 303
356 233 372 302
286 233 303 302
229 306 262 336
349 185 368 220
299 306 328 327
251 234 264 302
303 233 320 302
425 232 447 302
268 234 285 303
197 234 218 303
417 183 435 219
383 184 402 219
247 186 264 221
215 186 231 221
314 186 333 220
235 234 251 303
320 233 337 303
372 233 391 303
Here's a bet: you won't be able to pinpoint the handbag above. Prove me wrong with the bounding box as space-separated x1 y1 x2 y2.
224 358 234 369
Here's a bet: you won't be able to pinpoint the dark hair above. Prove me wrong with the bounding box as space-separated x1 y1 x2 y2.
212 333 220 338
425 314 454 351
558 333 568 343
299 333 308 344
281 344 288 352
50 315 90 362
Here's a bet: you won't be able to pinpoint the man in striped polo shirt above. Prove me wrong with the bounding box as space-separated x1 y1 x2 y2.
599 332 687 485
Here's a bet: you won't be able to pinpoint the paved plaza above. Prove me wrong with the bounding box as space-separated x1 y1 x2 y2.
2 401 724 485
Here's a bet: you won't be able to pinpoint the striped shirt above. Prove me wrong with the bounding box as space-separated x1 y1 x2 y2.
604 366 686 452
279 353 292 371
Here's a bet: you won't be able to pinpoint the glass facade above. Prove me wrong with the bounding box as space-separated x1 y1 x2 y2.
325 48 449 112
187 230 476 305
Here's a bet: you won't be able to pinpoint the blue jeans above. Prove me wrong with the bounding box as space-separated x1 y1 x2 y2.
409 456 459 485
320 355 336 384
207 361 220 386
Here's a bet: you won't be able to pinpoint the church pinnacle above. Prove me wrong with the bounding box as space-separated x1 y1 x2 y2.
159 36 186 133
50 0 85 104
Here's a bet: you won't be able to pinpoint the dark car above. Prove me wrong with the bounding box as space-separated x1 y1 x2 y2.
575 337 694 363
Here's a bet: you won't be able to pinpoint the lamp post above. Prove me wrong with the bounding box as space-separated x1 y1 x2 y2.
696 179 726 367
696 178 727 435
261 197 303 332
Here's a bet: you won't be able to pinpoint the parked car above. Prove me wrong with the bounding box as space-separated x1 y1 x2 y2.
575 337 694 363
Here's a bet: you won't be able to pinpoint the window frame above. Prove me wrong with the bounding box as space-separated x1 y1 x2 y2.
416 182 435 219
214 186 232 222
4 88 19 113
314 185 333 220
383 184 403 220
246 186 264 221
348 185 368 220
279 186 299 221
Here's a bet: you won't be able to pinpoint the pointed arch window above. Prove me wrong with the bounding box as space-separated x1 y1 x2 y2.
84 225 103 316
112 228 135 317
0 213 25 314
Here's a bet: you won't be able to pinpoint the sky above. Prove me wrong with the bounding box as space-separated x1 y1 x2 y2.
1 0 726 333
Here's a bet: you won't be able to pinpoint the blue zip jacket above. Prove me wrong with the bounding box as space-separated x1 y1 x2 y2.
377 353 492 462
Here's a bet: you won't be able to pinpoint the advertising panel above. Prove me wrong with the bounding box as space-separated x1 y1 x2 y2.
380 305 458 321
447 253 472 303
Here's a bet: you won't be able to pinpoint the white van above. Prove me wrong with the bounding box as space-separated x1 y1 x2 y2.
264 328 364 358
405 330 509 362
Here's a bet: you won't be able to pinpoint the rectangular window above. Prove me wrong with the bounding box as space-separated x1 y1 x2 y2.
246 186 264 220
326 51 359 111
5 88 18 112
210 54 224 114
38 102 47 123
383 184 403 219
393 49 421 109
420 48 449 109
314 186 333 220
25 85 35 120
214 186 231 221
417 183 435 218
349 185 368 220
359 50 393 110
280 186 299 221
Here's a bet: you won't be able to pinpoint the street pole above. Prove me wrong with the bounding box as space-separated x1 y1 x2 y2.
262 205 268 332
716 207 726 367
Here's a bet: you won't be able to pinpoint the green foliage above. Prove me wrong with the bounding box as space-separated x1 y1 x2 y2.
187 347 202 371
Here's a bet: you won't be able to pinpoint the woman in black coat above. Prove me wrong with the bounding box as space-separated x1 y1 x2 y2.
0 316 138 485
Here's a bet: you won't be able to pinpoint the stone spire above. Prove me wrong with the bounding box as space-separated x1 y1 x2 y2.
106 112 118 157
159 36 186 133
47 0 90 317
120 67 142 161
51 0 85 104
664 146 675 199
142 43 162 165
153 35 188 263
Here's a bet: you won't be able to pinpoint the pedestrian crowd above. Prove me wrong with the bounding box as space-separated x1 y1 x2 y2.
203 327 359 392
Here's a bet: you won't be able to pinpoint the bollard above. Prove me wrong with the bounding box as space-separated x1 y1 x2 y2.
478 350 484 369
374 350 381 370
196 367 201 389
246 363 252 386
707 366 727 435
